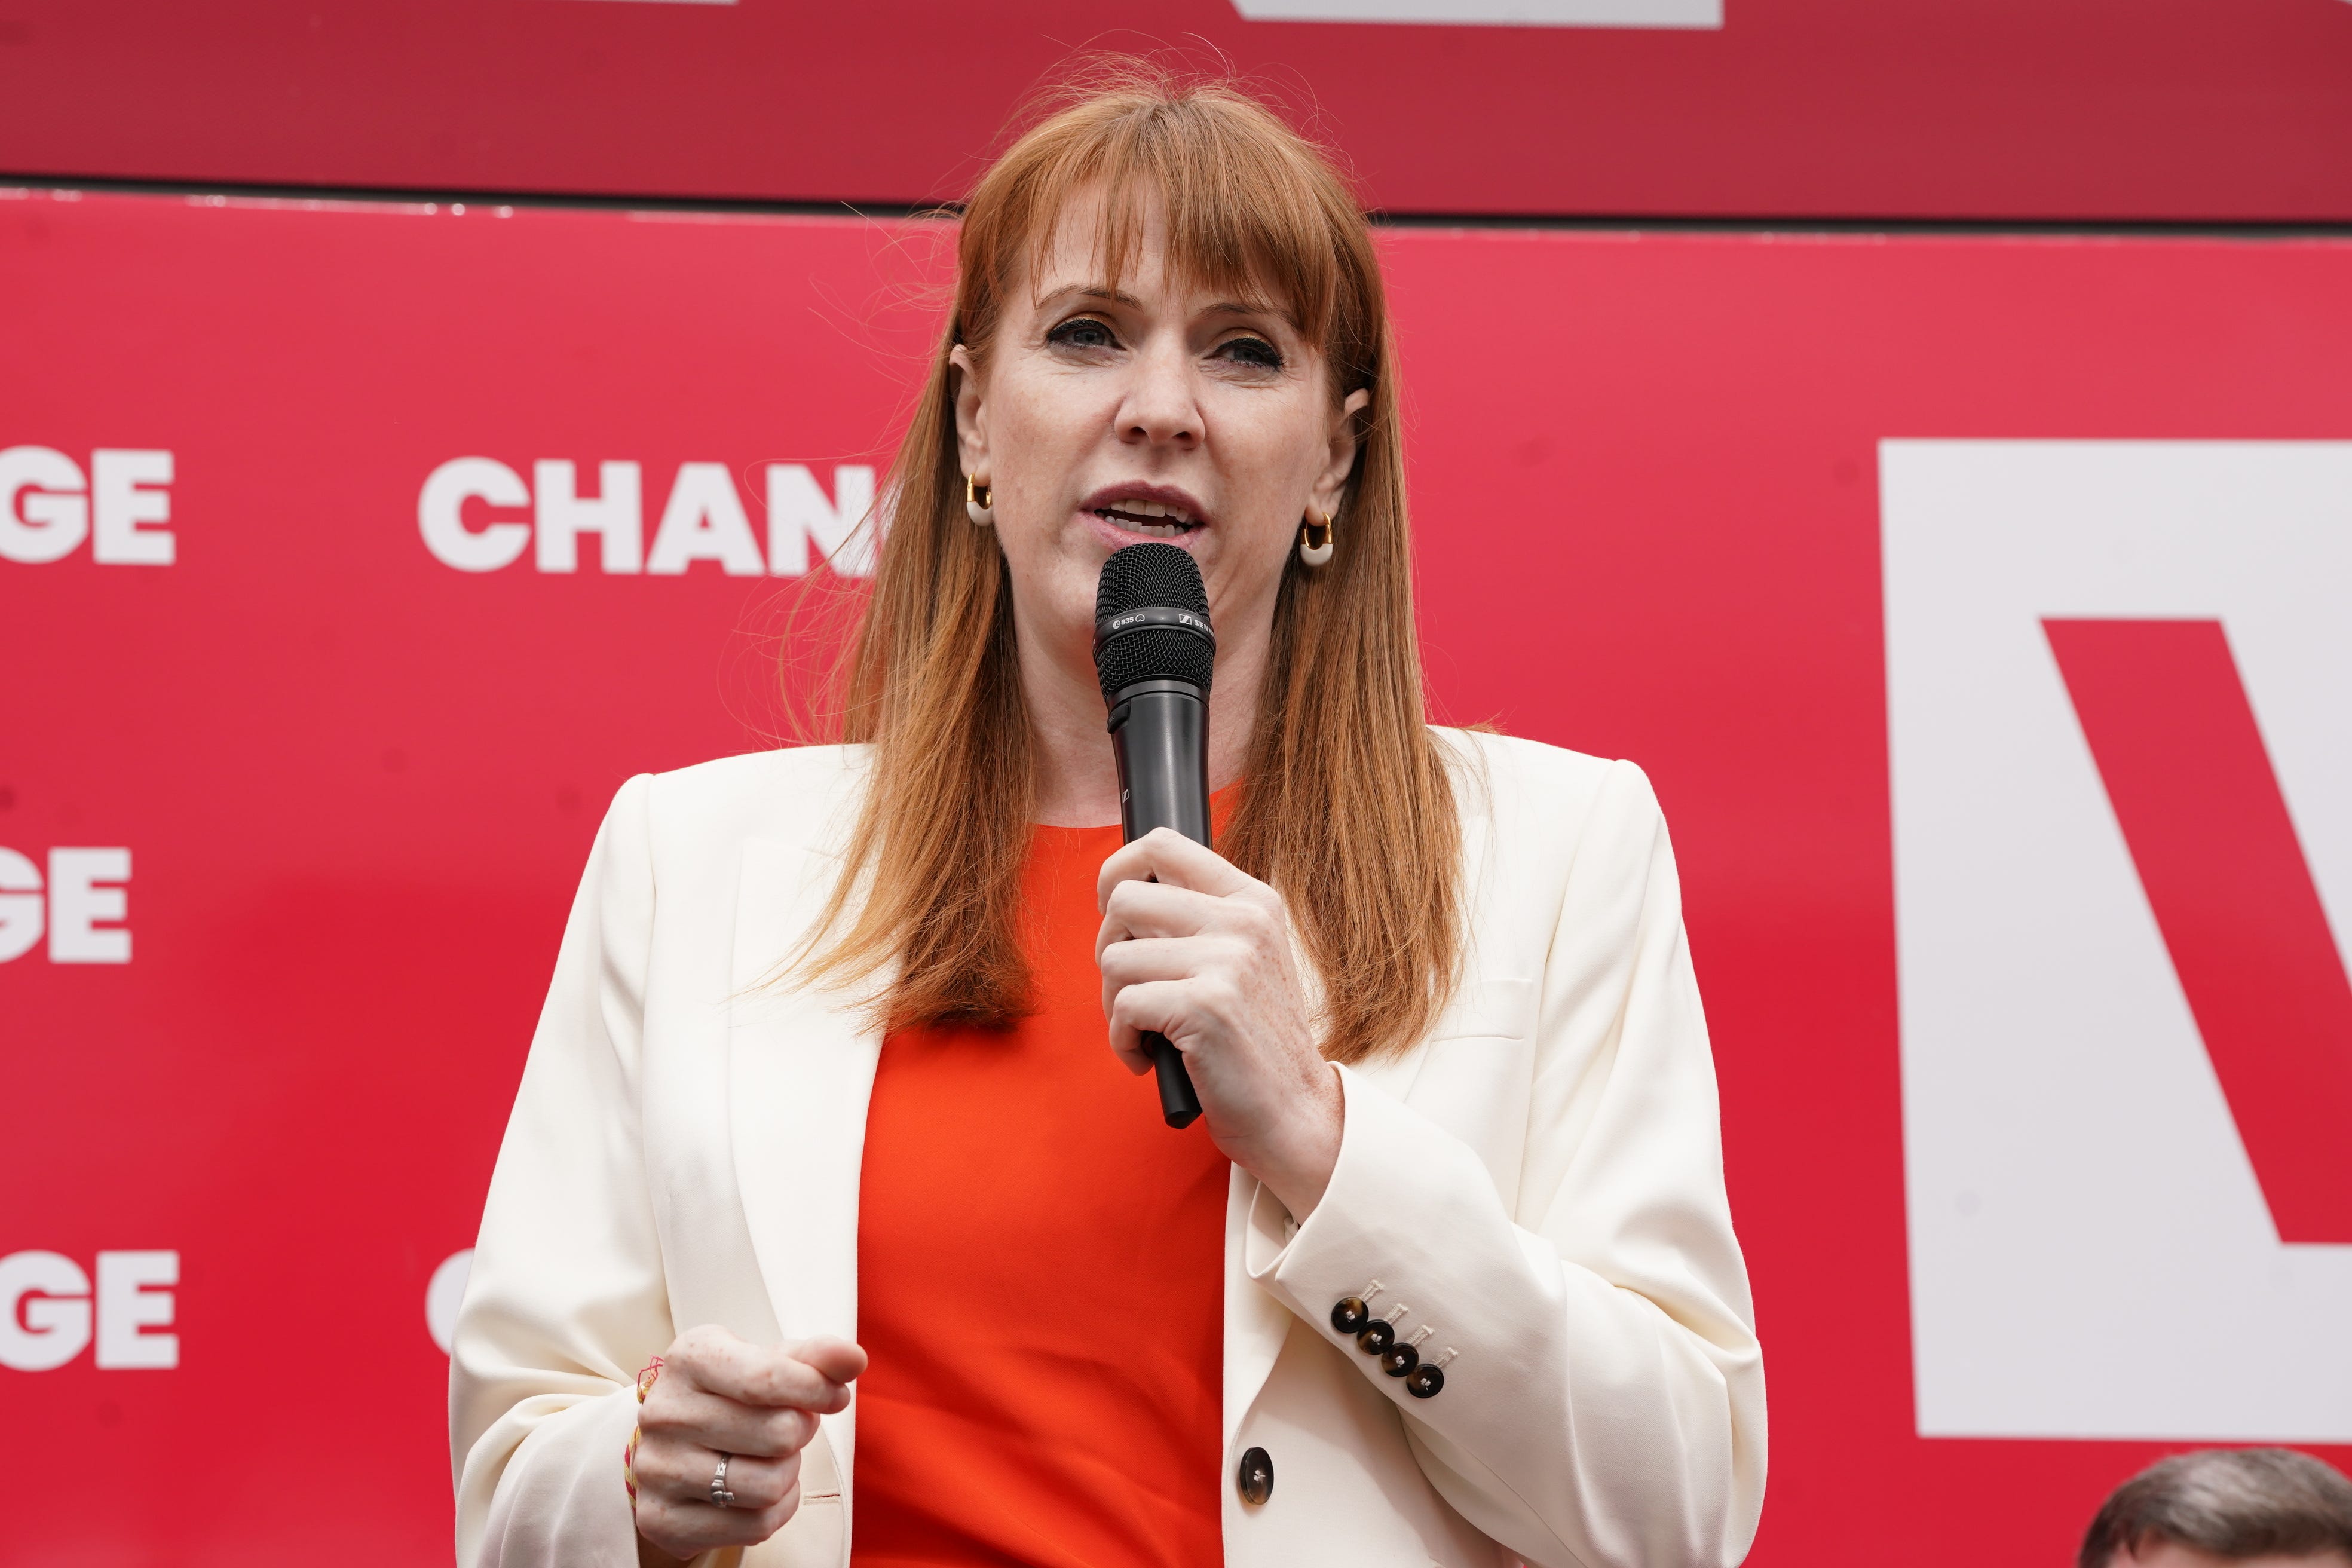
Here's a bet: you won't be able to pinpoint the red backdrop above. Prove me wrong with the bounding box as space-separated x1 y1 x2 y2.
4 1 2352 220
4 190 2350 1562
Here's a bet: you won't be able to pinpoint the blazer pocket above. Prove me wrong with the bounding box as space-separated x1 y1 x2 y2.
1407 980 1541 1183
1425 975 1538 1044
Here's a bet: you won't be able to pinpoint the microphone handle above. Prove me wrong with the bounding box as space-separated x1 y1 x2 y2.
1147 1031 1203 1129
1107 681 1211 1130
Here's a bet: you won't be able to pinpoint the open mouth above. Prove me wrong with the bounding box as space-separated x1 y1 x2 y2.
1092 497 1200 540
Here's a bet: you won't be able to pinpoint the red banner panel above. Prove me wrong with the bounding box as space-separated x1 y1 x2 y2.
4 189 2351 1563
2 1 2352 221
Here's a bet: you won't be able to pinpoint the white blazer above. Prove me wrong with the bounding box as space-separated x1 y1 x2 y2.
450 730 1766 1568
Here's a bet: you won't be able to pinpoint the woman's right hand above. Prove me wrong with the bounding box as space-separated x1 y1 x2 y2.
630 1324 866 1565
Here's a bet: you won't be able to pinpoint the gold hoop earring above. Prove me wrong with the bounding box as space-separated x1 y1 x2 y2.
1298 509 1334 567
965 475 994 526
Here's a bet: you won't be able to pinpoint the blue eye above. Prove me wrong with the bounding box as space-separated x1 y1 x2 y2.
1220 336 1283 369
1049 317 1117 350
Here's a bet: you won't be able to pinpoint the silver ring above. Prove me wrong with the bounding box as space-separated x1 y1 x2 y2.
710 1452 736 1509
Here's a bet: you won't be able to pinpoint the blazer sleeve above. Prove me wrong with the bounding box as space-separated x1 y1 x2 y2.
450 772 675 1567
1245 759 1767 1568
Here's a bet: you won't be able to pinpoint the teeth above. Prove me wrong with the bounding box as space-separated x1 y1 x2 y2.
1097 497 1197 534
1105 497 1195 525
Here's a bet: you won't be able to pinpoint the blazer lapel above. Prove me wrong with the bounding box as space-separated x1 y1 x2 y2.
730 833 886 1494
1223 1168 1294 1444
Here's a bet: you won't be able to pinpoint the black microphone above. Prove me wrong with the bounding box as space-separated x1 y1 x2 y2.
1094 542 1215 1130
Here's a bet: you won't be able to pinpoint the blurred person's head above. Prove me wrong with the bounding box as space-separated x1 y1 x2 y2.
2081 1449 2352 1568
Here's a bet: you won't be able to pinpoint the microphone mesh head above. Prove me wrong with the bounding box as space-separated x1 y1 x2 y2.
1094 543 1214 703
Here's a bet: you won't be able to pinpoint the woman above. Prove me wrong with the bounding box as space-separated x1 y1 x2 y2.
451 73 1765 1568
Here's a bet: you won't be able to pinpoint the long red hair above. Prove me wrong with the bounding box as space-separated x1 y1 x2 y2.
801 66 1463 1065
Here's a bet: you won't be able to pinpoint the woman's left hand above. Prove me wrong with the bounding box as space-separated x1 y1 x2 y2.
1096 827 1342 1218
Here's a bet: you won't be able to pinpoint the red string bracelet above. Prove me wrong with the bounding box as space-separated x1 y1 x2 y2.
624 1356 664 1506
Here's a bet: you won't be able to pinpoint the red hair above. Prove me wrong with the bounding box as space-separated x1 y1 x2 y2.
801 66 1463 1064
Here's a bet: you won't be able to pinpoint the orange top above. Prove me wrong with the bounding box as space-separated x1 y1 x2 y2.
850 815 1230 1568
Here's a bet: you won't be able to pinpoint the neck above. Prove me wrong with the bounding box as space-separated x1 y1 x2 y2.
1022 610 1268 829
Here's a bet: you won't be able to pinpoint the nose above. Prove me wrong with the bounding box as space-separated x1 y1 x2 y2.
1116 333 1200 452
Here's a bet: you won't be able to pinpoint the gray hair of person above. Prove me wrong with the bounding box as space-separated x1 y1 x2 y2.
2080 1448 2352 1567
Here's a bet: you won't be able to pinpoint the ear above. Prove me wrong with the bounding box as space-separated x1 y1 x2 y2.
1310 387 1372 517
950 344 990 482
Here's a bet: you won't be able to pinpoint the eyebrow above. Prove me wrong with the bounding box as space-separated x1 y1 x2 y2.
1036 283 1294 327
1038 284 1142 310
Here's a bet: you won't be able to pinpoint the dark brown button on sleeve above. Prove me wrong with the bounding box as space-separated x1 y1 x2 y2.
1405 1363 1445 1399
1379 1342 1419 1377
1355 1319 1395 1355
1236 1445 1274 1505
1329 1297 1368 1334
